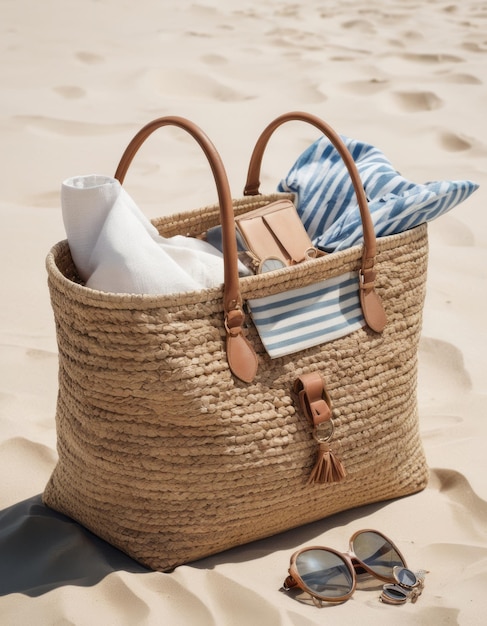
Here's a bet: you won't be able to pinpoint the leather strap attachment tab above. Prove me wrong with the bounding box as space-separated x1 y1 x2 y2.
225 307 258 384
359 268 387 333
293 372 332 426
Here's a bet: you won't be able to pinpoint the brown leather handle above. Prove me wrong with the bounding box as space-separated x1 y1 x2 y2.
114 116 240 313
114 116 258 383
244 111 376 263
243 111 386 333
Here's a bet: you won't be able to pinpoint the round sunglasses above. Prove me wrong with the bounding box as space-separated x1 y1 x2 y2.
282 529 423 607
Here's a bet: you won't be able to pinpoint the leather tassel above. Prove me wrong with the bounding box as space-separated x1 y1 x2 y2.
307 442 347 485
293 373 347 485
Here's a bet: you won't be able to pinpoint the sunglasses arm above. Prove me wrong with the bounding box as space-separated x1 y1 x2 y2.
281 575 325 608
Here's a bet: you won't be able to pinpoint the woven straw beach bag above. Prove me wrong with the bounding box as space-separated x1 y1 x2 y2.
43 113 429 571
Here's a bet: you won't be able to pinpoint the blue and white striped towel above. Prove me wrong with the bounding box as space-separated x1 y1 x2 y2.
278 136 478 251
248 136 478 358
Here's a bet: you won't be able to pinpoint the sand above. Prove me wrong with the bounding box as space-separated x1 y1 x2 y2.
1 1 486 624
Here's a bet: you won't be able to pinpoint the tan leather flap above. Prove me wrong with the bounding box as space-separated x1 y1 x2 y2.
237 214 286 262
236 199 314 264
262 204 313 263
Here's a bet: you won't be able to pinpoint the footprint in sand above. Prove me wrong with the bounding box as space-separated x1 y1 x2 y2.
75 51 104 64
392 90 443 112
266 27 325 51
401 30 424 41
400 52 463 64
341 19 376 34
53 85 86 99
341 78 389 95
441 4 459 13
201 54 227 66
462 41 487 53
434 72 482 85
439 132 472 152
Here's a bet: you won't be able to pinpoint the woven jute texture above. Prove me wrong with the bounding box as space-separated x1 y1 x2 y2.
43 194 429 571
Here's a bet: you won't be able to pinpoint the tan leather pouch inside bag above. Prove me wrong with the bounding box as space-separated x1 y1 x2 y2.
235 199 317 270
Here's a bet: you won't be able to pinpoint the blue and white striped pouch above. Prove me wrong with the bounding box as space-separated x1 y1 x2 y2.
248 136 478 358
248 271 363 358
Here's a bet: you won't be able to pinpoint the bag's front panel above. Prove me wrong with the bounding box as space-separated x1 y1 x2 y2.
43 219 429 571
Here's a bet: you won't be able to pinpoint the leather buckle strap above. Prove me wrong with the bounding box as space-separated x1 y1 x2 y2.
293 372 332 427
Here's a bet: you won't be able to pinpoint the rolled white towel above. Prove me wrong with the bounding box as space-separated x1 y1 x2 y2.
61 174 235 295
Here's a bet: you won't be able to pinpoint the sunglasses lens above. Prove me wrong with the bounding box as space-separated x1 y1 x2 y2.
381 584 408 605
259 257 286 273
296 549 353 599
394 566 417 588
353 531 404 578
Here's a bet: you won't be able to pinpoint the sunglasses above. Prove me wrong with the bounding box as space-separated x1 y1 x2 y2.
380 566 427 605
282 529 425 607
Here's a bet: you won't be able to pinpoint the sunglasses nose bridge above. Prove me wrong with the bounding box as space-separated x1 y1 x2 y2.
349 553 368 575
343 547 361 566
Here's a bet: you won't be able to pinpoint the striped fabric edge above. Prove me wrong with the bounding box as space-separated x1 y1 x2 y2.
247 271 365 359
278 136 478 253
317 179 477 252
